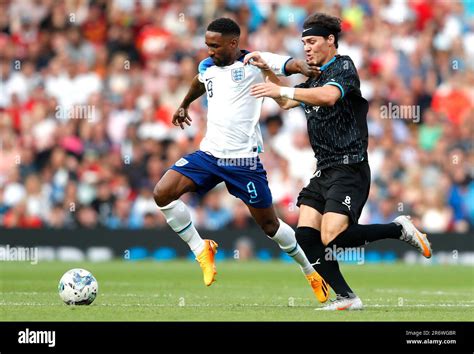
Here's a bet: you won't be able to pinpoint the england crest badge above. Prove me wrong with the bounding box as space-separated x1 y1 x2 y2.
231 67 245 82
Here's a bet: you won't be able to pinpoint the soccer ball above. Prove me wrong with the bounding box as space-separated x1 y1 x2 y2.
58 268 98 305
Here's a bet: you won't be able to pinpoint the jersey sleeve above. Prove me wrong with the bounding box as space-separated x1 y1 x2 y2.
198 57 214 83
259 52 292 76
323 60 359 99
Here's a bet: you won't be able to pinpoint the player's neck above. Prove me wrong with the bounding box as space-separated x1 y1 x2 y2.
320 50 338 67
229 48 242 64
219 48 243 67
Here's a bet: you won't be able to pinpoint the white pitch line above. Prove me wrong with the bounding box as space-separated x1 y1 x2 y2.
375 289 473 296
2 291 474 304
0 292 175 298
1 302 473 308
366 303 474 308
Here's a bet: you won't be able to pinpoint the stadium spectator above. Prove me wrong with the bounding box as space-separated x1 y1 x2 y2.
0 0 472 233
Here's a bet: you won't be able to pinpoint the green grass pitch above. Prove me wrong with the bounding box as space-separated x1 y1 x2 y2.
1 261 473 321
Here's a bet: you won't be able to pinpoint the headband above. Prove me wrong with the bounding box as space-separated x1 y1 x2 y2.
302 26 337 38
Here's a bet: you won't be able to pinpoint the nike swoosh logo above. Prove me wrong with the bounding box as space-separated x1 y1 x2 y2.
303 28 311 33
248 200 260 204
310 259 321 266
205 77 214 81
337 303 352 310
415 231 431 258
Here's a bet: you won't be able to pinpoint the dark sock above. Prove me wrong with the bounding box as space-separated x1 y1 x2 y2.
329 223 402 248
296 226 354 298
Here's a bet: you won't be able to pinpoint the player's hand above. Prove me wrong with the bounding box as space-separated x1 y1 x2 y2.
243 51 270 71
250 77 281 99
298 60 321 78
172 106 192 129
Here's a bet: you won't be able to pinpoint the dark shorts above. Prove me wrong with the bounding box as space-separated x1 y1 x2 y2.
296 161 371 224
170 150 272 208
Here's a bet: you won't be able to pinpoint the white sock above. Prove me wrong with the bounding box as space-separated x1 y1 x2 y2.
270 219 314 275
159 200 205 256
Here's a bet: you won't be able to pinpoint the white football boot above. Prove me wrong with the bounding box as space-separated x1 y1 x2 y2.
316 295 363 311
393 215 432 258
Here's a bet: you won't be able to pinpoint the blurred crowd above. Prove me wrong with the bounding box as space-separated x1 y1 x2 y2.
0 0 473 233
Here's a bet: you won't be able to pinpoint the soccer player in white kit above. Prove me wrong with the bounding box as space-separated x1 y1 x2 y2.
153 18 329 302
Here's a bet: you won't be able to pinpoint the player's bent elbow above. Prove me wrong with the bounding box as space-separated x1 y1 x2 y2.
275 101 291 110
278 100 299 110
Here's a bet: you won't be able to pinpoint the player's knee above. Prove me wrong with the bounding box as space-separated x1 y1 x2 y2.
321 218 349 246
320 228 340 246
153 183 174 207
260 218 280 237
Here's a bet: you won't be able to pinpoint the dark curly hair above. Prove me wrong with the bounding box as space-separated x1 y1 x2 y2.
303 13 342 48
207 18 241 37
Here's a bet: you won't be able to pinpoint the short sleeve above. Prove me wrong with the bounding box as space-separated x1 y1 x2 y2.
198 57 214 83
323 60 359 99
259 52 292 76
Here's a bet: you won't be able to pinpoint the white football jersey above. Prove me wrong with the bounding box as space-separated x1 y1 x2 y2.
198 51 291 158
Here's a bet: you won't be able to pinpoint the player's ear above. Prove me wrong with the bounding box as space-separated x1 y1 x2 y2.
229 36 239 48
327 34 335 47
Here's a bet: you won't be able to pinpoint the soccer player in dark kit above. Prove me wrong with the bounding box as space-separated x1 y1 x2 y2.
248 12 432 310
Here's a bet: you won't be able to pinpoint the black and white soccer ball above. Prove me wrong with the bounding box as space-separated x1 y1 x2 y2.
58 268 98 305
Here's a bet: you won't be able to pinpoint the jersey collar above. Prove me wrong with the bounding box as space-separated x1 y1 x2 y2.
237 50 251 63
320 55 338 71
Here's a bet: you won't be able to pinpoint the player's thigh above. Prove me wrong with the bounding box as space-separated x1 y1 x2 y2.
296 175 325 230
154 151 221 206
223 158 273 209
297 204 323 230
321 161 370 245
324 161 370 225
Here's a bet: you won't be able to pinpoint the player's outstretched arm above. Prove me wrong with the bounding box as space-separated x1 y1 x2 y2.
244 51 320 78
172 74 206 129
284 59 321 78
245 52 300 110
251 81 341 109
292 85 341 107
244 51 281 84
250 77 300 110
